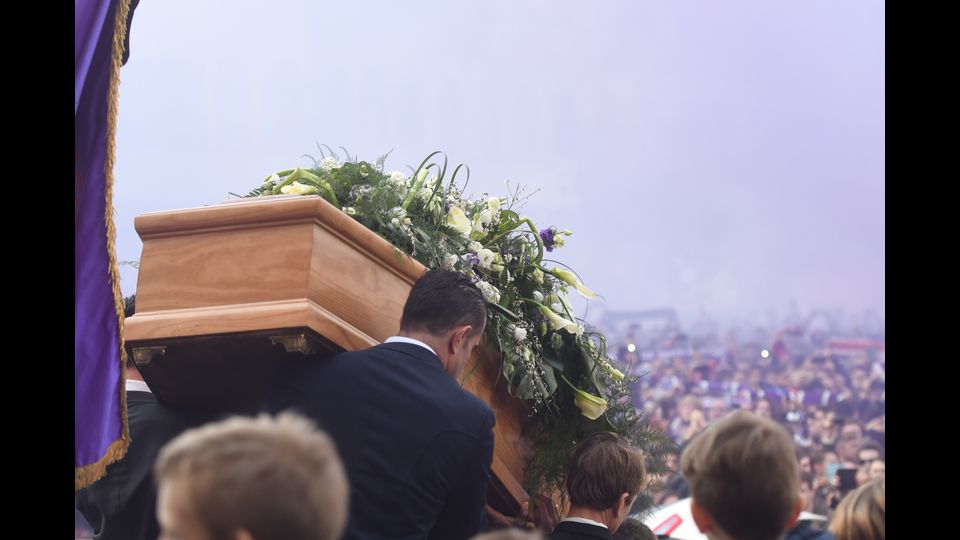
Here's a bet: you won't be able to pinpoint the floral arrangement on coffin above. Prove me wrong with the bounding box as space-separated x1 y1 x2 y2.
245 147 675 512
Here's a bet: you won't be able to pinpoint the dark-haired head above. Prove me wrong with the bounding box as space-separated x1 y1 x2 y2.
400 270 486 337
398 270 487 376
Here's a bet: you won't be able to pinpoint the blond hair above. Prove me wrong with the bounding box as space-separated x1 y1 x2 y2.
155 412 348 540
681 410 798 540
829 478 884 540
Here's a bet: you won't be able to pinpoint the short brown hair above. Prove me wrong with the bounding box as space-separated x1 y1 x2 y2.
681 411 798 540
154 413 348 540
828 478 884 540
565 432 646 510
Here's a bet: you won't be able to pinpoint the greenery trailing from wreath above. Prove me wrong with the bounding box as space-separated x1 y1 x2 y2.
245 145 677 514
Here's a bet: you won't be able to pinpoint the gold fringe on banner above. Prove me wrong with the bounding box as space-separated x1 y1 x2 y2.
76 0 133 491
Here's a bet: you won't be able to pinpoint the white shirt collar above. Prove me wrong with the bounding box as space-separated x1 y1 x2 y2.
384 336 437 357
125 379 151 393
561 517 608 529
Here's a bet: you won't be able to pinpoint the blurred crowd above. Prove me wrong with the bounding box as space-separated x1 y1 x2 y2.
610 317 885 520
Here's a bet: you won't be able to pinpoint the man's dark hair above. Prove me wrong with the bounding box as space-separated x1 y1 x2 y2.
612 518 657 540
124 295 136 319
565 432 646 511
400 270 487 337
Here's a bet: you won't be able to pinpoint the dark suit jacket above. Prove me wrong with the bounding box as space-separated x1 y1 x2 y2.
75 390 211 540
549 520 613 540
266 342 495 540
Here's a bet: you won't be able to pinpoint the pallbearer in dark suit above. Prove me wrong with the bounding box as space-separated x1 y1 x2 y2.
76 296 214 540
549 433 647 540
267 270 495 540
75 362 213 540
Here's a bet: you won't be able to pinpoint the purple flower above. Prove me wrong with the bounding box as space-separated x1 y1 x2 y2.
540 226 557 252
462 252 481 266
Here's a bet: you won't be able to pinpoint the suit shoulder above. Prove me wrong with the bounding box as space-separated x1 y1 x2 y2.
442 383 494 432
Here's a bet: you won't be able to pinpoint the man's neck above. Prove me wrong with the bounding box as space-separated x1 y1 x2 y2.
565 506 611 529
396 331 449 369
126 367 144 382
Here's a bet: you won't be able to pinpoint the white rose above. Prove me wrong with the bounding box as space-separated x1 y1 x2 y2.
514 327 527 341
477 208 492 226
532 291 544 303
469 241 484 253
477 248 496 269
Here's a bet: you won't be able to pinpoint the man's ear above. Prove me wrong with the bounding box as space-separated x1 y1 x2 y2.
448 325 473 353
785 497 804 529
614 492 631 518
690 498 714 533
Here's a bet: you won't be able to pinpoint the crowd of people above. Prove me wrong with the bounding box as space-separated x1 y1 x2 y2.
613 320 885 524
75 272 885 540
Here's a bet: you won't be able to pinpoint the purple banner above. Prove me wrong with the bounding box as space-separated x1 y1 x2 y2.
75 0 125 478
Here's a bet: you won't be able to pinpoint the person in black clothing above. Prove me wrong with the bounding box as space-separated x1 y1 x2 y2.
267 270 495 540
549 432 647 540
75 296 214 540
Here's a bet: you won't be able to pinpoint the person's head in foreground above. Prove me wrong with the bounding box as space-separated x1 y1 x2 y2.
154 412 348 540
565 431 646 533
681 410 802 540
828 478 884 540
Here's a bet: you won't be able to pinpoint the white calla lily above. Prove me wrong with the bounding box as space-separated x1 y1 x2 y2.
539 305 578 334
550 268 597 299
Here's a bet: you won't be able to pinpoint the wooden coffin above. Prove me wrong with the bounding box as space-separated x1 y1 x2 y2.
124 194 529 511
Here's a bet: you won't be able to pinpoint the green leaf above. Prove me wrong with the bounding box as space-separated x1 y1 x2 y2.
487 301 521 321
542 366 559 396
542 353 564 373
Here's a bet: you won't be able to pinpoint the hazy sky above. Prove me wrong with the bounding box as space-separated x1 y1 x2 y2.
112 0 884 328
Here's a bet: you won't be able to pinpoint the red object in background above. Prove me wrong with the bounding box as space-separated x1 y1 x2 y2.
653 514 683 537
